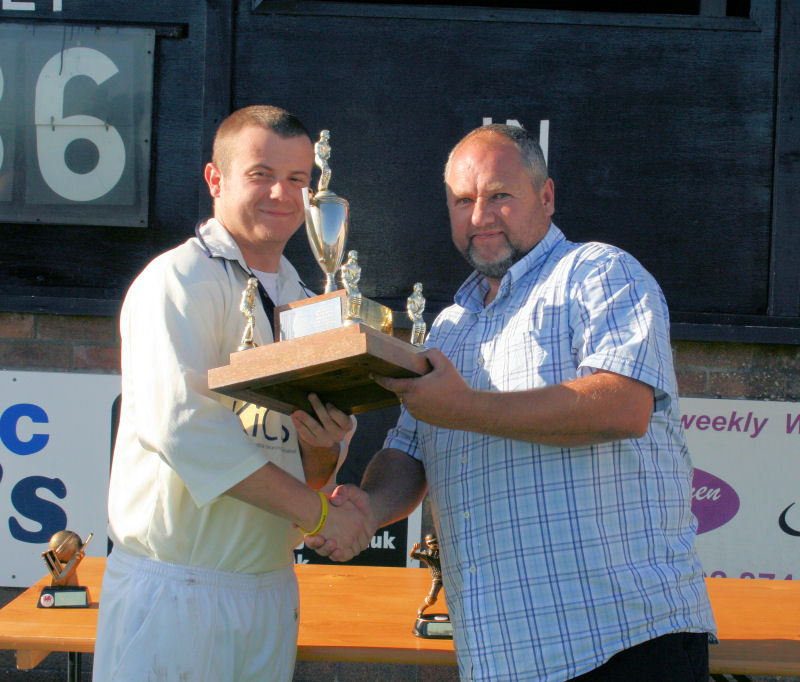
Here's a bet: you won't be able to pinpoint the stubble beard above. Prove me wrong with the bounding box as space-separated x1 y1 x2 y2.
461 233 528 280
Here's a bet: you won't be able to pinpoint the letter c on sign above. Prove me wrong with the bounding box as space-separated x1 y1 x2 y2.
0 403 50 455
779 503 800 537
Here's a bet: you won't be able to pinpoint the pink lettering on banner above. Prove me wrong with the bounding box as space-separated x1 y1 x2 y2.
690 468 740 534
786 413 800 434
681 411 768 438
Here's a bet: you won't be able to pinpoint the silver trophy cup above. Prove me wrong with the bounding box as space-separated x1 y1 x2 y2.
304 130 349 294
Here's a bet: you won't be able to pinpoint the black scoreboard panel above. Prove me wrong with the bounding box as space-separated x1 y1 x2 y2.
239 3 776 322
0 1 798 342
0 2 200 312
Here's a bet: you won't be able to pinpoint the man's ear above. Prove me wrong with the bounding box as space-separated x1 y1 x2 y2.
204 162 223 199
540 177 555 216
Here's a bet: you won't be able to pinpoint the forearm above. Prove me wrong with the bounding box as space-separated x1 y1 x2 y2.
457 371 654 446
361 448 428 528
225 461 322 531
299 440 340 489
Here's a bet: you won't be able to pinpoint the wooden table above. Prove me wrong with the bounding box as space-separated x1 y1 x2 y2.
0 557 798 678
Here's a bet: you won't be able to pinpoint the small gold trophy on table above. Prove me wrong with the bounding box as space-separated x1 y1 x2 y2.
38 530 93 608
410 534 453 639
208 130 431 416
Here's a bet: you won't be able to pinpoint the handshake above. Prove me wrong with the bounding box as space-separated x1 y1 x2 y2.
303 485 378 562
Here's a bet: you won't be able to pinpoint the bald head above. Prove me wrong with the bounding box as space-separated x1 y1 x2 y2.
445 124 549 189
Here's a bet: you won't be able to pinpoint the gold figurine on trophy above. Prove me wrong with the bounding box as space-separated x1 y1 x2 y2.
340 250 363 324
238 277 259 351
407 282 426 348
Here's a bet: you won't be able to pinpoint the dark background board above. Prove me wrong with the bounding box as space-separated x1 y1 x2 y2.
0 0 798 341
241 3 775 318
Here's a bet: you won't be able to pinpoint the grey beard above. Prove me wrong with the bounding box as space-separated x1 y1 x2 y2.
462 237 528 279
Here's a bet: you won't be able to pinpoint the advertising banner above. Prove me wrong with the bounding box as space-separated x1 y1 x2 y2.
3 374 794 586
683 397 799 581
0 370 422 587
0 370 120 587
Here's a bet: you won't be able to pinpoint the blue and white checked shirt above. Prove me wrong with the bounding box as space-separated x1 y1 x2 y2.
385 224 716 681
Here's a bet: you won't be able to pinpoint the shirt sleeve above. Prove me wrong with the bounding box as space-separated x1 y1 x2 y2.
383 405 422 460
381 314 453 461
569 247 676 412
121 252 280 507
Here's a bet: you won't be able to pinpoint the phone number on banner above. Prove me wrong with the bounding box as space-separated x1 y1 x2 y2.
705 570 794 580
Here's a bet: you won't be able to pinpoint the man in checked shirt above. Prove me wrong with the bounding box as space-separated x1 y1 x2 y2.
308 123 716 681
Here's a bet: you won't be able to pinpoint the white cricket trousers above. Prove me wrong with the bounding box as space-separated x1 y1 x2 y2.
92 549 299 682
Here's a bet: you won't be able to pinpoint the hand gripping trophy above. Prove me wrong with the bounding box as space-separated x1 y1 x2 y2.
409 534 452 638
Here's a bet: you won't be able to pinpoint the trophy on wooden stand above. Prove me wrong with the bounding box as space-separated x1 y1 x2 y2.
410 534 452 639
38 530 93 608
208 129 430 416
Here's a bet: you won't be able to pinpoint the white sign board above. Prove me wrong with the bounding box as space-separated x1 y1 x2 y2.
1 369 423 586
0 370 120 586
4 377 793 585
683 397 800 581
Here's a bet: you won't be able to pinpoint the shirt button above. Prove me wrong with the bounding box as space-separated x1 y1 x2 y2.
461 456 467 464
477 357 484 367
469 566 477 574
463 511 470 519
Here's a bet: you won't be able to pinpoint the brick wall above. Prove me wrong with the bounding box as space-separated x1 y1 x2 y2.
5 312 800 400
1 313 797 681
674 341 800 401
0 312 120 374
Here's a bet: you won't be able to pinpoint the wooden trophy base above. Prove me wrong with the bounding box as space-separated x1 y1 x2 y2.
208 323 430 415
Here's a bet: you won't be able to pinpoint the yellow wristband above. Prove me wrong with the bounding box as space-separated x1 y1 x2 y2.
299 490 328 536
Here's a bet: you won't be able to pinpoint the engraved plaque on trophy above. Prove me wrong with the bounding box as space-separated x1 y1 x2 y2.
38 530 93 609
276 251 393 342
208 130 430 415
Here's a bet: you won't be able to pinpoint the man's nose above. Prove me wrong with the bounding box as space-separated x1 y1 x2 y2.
471 198 494 226
268 179 290 201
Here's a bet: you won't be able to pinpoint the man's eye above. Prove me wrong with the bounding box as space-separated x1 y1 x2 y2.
455 197 473 206
493 193 510 200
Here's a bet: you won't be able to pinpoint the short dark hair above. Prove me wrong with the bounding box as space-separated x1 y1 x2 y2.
212 105 311 174
444 123 548 188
